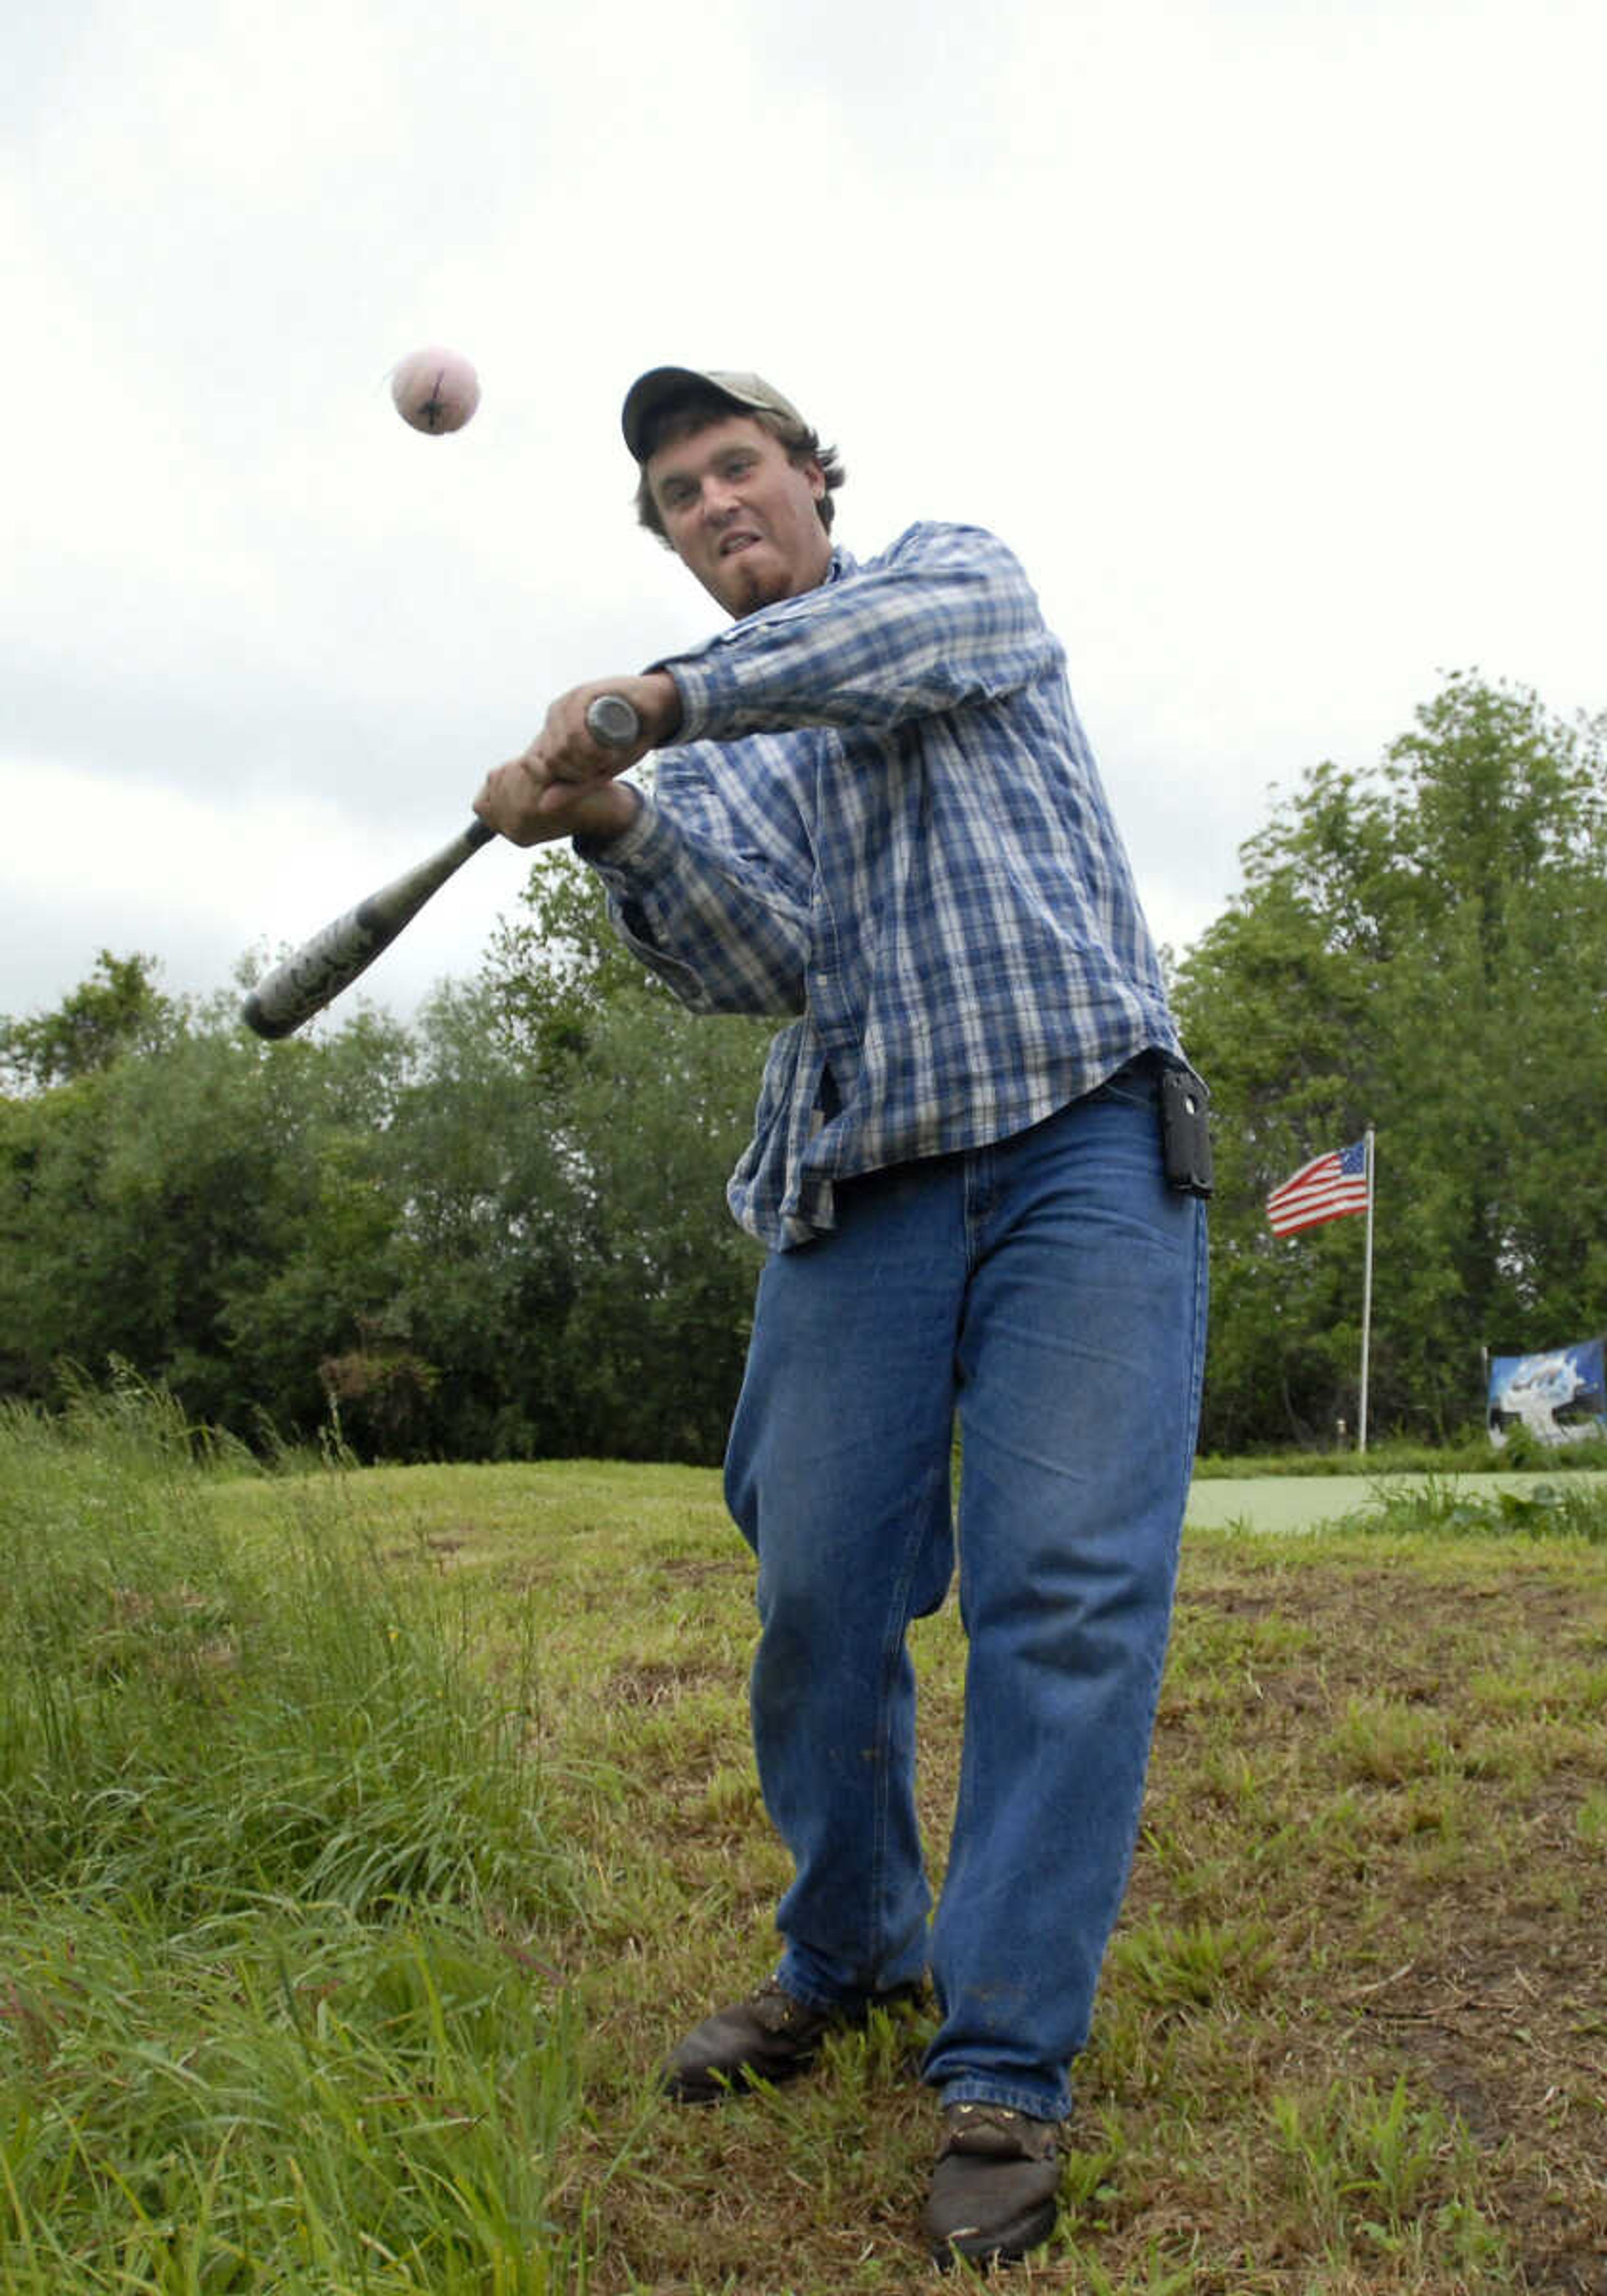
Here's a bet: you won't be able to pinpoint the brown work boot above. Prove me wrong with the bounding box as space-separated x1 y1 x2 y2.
922 2101 1061 2268
662 1976 920 2103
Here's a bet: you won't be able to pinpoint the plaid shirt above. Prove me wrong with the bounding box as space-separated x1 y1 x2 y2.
582 521 1180 1250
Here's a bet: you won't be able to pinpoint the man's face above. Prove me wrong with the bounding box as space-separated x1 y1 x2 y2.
645 415 833 617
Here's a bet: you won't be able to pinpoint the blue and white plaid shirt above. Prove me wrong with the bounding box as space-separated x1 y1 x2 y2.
582 521 1180 1250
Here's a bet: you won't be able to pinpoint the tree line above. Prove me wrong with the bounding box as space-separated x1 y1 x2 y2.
0 865 768 1464
4 674 1604 1460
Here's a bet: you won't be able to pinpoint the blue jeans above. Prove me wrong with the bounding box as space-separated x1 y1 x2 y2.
722 1063 1208 2121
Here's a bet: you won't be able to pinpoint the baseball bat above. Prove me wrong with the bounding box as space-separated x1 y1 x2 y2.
241 693 642 1040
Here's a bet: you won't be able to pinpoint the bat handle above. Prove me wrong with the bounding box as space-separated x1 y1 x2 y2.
585 693 642 750
467 697 637 853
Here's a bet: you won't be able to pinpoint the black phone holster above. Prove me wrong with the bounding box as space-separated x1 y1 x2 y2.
1158 1061 1214 1199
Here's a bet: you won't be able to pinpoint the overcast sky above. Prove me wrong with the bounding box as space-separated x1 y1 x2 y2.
5 0 1603 1032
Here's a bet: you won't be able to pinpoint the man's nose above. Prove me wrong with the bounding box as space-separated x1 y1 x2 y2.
701 475 742 521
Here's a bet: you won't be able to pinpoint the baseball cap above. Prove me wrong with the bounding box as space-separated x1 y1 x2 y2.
621 367 811 463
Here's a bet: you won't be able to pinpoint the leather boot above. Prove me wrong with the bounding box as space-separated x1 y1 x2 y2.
922 2100 1060 2268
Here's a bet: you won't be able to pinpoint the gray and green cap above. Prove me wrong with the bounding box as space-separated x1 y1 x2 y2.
621 367 810 464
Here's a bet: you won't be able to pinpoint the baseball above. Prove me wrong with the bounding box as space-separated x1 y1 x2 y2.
390 346 480 435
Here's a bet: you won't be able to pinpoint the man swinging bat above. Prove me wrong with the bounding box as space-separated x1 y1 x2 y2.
472 366 1210 2271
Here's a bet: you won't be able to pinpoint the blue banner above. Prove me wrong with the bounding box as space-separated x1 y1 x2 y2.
1487 1338 1607 1447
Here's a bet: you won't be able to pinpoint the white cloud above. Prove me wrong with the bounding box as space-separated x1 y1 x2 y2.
0 752 531 1022
4 0 1604 1026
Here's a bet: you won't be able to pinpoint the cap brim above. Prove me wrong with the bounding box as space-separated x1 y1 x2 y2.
621 366 763 461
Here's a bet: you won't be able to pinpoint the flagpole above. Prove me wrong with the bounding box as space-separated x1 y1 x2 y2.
1358 1128 1376 1454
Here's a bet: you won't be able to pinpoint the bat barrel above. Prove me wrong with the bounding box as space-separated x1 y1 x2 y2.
240 694 639 1040
242 820 494 1038
240 987 303 1040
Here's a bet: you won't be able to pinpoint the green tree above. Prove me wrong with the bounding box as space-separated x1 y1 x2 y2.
1174 675 1607 1449
479 846 768 1460
0 995 417 1435
2 860 773 1468
0 951 173 1091
365 976 591 1460
203 1009 422 1438
480 844 658 1071
555 992 765 1459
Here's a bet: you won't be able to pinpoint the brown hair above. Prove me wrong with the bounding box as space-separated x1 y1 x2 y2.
633 388 846 545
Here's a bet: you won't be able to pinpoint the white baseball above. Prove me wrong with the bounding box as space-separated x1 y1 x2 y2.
390 347 480 435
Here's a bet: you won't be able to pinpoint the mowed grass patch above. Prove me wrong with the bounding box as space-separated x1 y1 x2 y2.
8 1414 1606 2291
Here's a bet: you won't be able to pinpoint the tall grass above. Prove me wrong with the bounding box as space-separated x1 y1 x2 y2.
0 1379 592 2292
1341 1472 1607 1543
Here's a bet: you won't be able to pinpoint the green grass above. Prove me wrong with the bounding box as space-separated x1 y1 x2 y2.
1345 1472 1607 1544
0 1381 594 2291
3 1389 1604 2291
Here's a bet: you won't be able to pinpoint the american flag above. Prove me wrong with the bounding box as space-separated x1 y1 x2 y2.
1266 1139 1371 1237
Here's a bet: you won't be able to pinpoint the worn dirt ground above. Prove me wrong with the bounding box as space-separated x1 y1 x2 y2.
538 1518 1607 2293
